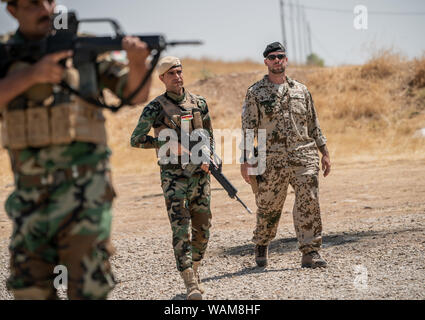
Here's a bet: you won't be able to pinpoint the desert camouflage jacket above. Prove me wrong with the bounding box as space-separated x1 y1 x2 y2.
241 75 327 165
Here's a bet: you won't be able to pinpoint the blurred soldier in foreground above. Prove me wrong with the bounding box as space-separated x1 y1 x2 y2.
131 56 214 300
241 42 331 268
0 0 151 299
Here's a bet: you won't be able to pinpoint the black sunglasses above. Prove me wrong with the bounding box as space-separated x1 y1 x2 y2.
266 54 286 61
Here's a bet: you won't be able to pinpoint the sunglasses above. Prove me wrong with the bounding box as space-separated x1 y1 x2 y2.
266 54 286 61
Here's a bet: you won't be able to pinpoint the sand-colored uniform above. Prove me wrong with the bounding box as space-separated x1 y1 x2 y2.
241 75 327 254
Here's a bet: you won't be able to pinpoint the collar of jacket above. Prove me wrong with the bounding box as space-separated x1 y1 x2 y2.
263 75 295 88
165 88 186 103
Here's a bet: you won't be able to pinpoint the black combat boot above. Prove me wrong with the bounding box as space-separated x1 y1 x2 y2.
255 244 269 267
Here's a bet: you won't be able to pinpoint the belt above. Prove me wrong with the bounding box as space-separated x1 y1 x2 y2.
17 161 108 189
159 163 182 170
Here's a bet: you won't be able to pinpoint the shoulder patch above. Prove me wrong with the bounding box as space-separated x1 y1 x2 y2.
290 78 308 90
248 78 266 93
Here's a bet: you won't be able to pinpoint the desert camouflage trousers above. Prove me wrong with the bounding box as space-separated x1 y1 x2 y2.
252 156 322 254
160 166 212 272
5 161 116 300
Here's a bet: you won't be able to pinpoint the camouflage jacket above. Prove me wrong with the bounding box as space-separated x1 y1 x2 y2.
241 75 327 165
0 30 129 174
130 89 214 164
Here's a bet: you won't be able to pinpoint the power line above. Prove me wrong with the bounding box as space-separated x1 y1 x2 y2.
304 5 425 16
279 0 287 48
296 0 304 63
289 0 298 64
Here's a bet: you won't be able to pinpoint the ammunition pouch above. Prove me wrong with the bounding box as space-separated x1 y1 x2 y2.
0 63 106 149
1 100 107 149
153 91 204 165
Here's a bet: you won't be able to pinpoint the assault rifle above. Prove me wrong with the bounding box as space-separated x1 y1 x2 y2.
0 11 202 111
159 111 253 215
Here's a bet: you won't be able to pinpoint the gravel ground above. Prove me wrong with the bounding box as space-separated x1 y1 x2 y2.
1 212 424 300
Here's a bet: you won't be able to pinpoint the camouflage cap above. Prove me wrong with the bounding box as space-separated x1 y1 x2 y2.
263 42 286 58
157 56 182 75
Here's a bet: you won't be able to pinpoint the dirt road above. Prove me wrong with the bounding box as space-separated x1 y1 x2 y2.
0 159 424 299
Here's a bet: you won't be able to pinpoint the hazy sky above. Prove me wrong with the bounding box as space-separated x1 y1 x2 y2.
1 0 424 66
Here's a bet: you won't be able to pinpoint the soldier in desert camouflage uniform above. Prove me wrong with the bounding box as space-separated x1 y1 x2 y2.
241 42 331 268
131 56 214 300
0 0 151 299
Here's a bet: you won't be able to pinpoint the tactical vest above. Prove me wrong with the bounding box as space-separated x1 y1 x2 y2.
0 61 107 150
153 91 204 153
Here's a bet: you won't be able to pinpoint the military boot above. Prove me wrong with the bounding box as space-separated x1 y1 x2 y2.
255 244 268 267
181 268 202 300
192 261 205 294
301 251 327 268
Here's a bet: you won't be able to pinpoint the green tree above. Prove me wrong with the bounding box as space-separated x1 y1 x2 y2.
307 53 325 67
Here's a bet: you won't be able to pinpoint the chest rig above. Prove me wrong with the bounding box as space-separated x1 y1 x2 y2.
154 91 204 147
0 61 107 150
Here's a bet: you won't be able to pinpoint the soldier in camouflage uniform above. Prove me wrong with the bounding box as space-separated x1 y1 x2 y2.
131 56 214 300
241 42 331 268
0 0 151 299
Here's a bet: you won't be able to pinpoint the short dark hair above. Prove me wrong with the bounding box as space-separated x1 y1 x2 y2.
7 1 18 7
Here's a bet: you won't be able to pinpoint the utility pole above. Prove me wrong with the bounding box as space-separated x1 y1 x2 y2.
307 21 313 56
279 0 287 48
296 0 304 64
302 5 310 58
289 0 297 64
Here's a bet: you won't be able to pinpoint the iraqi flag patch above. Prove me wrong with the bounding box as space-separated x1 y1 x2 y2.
181 115 193 121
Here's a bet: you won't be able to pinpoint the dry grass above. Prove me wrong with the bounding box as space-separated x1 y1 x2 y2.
409 55 425 88
0 53 424 180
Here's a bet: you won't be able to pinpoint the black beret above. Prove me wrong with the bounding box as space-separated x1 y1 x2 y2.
263 42 286 58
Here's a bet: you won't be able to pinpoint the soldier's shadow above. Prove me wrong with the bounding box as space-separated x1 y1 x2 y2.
171 293 186 300
199 229 388 284
201 265 298 284
224 229 385 258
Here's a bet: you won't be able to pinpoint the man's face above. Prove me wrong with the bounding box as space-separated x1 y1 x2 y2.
159 66 184 93
264 51 288 75
7 0 56 39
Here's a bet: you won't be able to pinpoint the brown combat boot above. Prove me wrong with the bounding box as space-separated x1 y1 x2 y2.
192 261 205 294
301 251 327 268
181 268 202 300
255 244 268 267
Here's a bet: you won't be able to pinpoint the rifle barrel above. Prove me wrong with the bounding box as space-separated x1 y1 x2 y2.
235 194 253 214
167 41 203 46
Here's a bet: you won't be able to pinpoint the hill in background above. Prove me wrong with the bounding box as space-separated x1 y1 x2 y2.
0 52 424 182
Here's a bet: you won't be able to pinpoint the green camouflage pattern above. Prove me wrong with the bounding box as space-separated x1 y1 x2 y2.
5 143 116 299
130 90 214 151
1 30 127 299
161 167 212 272
131 90 213 272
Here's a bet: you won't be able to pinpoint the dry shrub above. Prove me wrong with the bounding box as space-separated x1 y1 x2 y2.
360 50 402 79
409 55 425 88
307 65 396 122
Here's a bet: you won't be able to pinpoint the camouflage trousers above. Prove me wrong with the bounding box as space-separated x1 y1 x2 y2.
253 157 322 254
160 166 212 272
5 162 116 300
